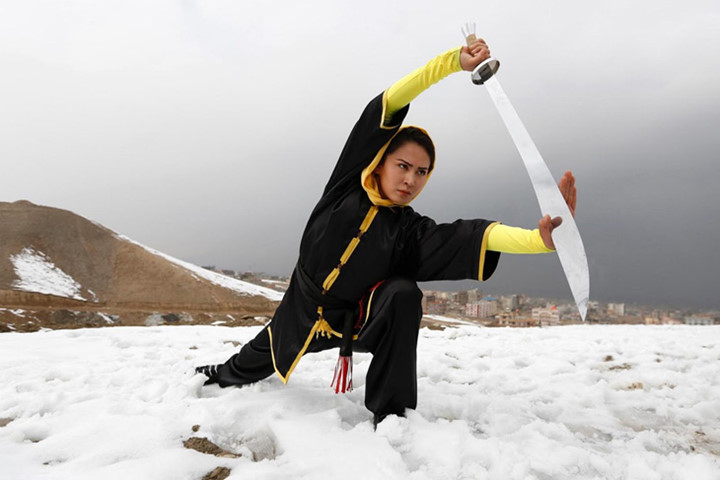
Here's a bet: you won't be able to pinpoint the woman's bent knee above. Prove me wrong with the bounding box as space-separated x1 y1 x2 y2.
382 277 422 304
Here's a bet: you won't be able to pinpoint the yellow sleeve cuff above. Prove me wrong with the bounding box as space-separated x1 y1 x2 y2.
487 224 555 254
384 47 463 124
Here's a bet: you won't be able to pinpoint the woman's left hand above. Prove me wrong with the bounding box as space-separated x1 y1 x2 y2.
460 38 491 72
539 171 577 250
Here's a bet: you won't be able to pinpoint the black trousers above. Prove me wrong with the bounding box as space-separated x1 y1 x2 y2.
212 277 423 417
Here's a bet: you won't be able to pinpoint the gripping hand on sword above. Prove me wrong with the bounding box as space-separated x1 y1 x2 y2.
460 37 492 71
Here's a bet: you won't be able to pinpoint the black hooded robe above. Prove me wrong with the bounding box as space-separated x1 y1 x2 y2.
214 91 501 415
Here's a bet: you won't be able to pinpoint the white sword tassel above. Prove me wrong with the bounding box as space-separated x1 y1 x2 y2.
483 75 589 321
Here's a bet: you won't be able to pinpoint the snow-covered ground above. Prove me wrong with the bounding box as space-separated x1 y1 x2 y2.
425 314 480 327
1 325 719 480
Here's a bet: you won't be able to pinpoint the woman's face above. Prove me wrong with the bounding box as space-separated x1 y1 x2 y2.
374 141 431 204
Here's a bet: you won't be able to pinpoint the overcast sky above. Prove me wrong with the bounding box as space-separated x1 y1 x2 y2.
2 0 719 310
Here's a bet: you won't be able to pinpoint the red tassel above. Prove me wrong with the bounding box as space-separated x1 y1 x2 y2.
331 355 353 393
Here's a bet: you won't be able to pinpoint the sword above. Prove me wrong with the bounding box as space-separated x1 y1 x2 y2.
462 24 589 320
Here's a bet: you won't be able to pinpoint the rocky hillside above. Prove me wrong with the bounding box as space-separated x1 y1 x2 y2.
0 200 282 332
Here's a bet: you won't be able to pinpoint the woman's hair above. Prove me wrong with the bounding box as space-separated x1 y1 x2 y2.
382 127 435 170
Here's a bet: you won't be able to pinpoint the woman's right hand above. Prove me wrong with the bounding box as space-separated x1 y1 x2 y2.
460 39 491 72
538 171 577 250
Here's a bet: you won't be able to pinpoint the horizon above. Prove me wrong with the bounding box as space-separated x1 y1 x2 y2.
209 264 718 314
2 197 718 313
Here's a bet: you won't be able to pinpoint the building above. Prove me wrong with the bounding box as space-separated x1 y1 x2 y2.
466 300 498 318
497 312 538 328
532 305 560 326
453 290 469 305
467 289 483 304
645 314 684 325
607 303 625 316
500 295 519 312
423 292 449 315
684 315 718 326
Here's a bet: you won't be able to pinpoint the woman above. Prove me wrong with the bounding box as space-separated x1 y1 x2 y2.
197 37 577 427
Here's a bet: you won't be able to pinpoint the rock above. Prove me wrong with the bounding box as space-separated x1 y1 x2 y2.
183 437 241 458
50 310 115 328
51 309 76 325
162 313 180 323
202 467 231 480
144 313 164 326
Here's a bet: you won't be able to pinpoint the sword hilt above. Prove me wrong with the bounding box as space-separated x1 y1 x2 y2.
462 22 500 85
470 58 501 85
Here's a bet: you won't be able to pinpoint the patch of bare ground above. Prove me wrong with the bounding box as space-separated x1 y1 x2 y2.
692 430 720 456
202 467 232 480
184 425 278 464
184 436 237 480
1 307 273 333
624 382 644 390
183 437 242 458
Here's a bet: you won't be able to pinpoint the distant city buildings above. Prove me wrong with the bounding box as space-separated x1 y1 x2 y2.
207 268 720 328
201 266 289 292
420 288 719 328
644 315 683 325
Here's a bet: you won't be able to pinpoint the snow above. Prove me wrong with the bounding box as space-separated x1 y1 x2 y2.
425 314 480 327
1 325 719 480
10 248 85 301
116 234 285 301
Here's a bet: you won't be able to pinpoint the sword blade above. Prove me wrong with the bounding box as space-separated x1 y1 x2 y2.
484 76 589 320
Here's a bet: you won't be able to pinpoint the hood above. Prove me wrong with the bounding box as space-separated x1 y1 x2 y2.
360 125 436 207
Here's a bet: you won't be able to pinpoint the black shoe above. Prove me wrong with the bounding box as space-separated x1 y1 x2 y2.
195 364 221 385
372 412 405 430
372 414 387 430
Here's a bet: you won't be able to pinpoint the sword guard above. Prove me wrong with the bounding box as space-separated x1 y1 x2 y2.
471 57 500 85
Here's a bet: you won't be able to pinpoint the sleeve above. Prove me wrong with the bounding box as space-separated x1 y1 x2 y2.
384 47 463 124
487 224 555 254
399 214 501 282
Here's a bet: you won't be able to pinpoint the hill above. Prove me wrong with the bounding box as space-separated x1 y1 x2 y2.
0 200 282 331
